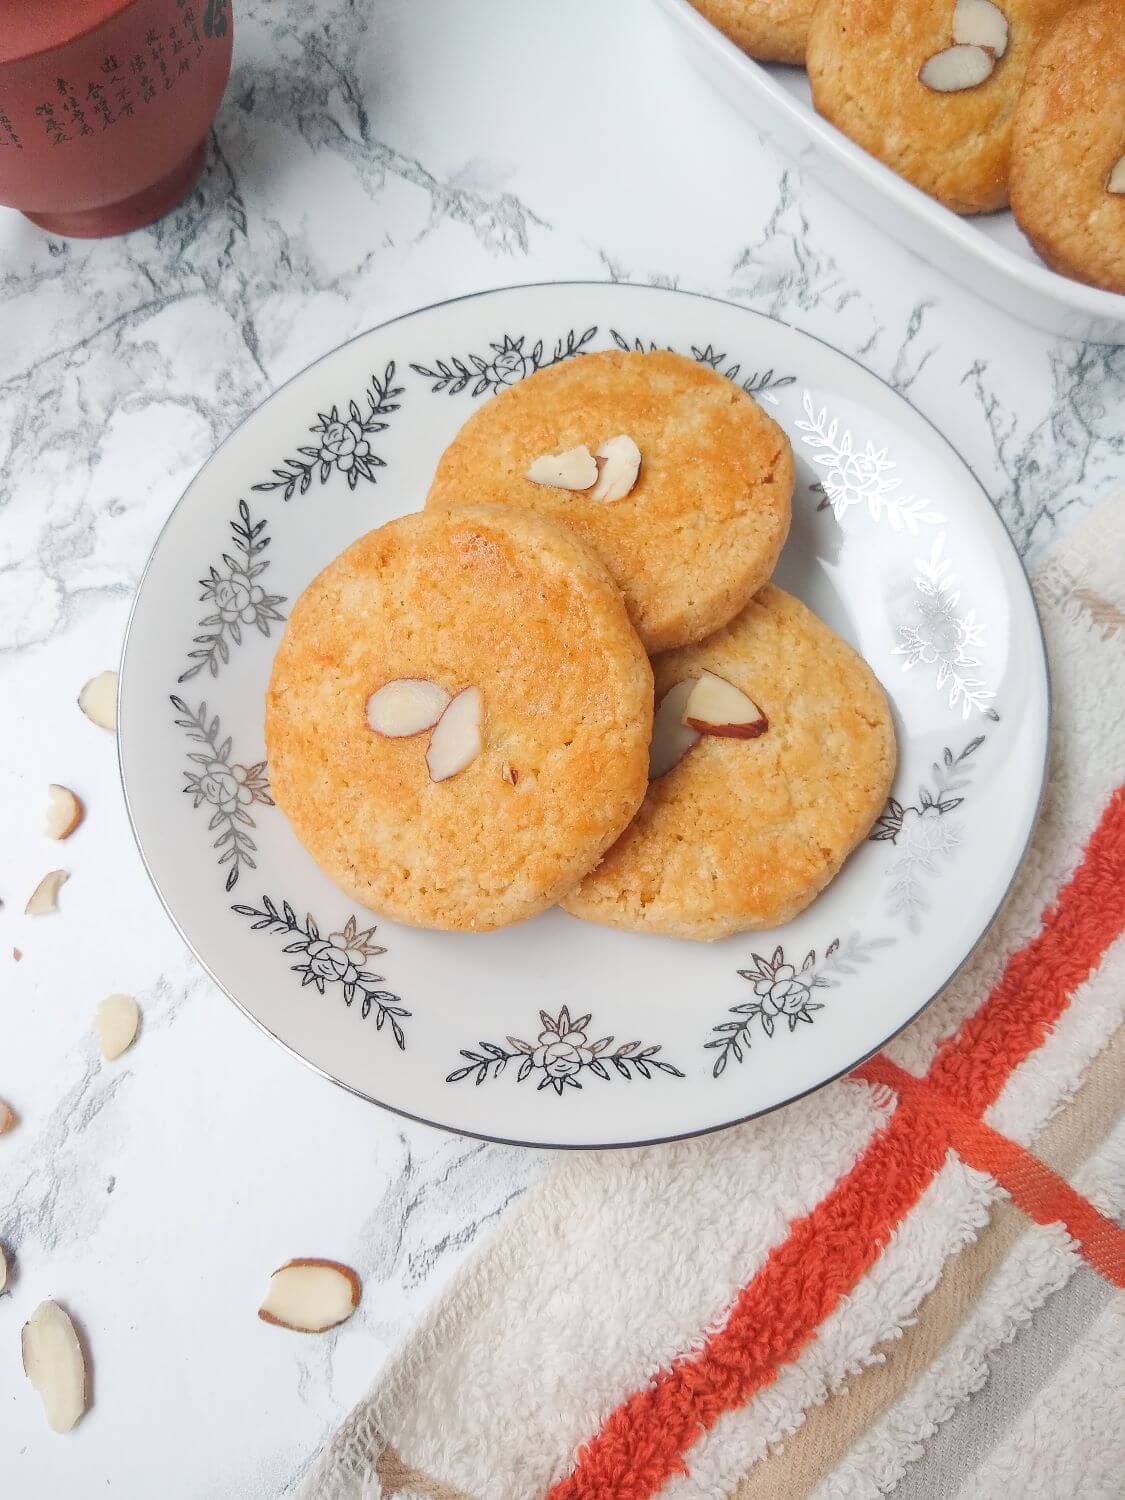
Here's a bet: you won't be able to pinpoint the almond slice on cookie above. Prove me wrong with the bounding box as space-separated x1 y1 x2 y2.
952 0 1008 59
682 671 768 739
591 435 641 503
366 679 450 738
918 44 995 93
649 680 701 780
526 446 599 491
427 687 482 783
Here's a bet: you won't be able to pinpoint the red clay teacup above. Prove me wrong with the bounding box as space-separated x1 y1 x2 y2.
0 0 233 237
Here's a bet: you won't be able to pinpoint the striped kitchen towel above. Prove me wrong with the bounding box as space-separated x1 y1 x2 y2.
302 492 1125 1500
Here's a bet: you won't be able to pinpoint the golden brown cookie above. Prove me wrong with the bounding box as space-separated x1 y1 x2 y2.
266 505 653 933
807 0 1073 214
425 349 794 654
1011 0 1125 293
561 586 896 942
688 0 815 64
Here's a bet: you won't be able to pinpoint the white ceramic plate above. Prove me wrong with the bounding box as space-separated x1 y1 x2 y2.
119 283 1048 1148
653 0 1125 344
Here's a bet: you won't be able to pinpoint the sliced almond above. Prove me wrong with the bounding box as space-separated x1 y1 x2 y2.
918 44 995 92
426 687 482 783
78 671 118 731
1108 156 1125 194
590 434 642 503
0 1099 14 1134
25 870 68 916
12 948 22 962
45 784 84 841
649 679 702 780
0 1243 8 1293
952 0 1008 58
682 670 769 739
526 445 598 491
258 1258 361 1332
95 994 139 1061
366 678 450 738
500 761 519 785
22 1301 88 1432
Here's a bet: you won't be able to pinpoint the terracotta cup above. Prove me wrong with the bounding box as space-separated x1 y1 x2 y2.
0 0 233 237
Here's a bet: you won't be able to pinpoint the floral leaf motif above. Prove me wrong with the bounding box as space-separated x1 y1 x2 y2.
795 390 946 533
179 500 287 682
689 344 797 407
446 1005 683 1093
894 535 998 721
171 696 273 891
607 330 797 407
252 364 403 500
870 734 986 933
410 328 598 398
232 896 408 1047
708 934 890 1078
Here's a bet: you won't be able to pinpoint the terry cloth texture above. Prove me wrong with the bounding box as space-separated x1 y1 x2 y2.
301 492 1125 1500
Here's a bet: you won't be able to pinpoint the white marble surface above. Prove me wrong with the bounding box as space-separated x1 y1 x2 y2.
1 1 1122 1494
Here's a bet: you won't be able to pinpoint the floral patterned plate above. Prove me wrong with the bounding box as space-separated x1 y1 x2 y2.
119 283 1049 1148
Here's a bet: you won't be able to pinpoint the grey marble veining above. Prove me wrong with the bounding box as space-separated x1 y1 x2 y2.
1 1 1122 1495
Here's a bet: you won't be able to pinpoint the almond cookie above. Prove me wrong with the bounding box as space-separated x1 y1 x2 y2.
561 586 896 942
266 505 653 933
687 0 815 64
807 0 1073 214
425 349 794 654
1011 0 1125 293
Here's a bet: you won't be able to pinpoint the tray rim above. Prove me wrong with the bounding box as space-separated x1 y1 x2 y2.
653 0 1125 339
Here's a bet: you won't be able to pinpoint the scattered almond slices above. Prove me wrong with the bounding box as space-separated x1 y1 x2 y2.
952 0 1008 58
590 434 642 502
683 670 769 739
95 994 140 1061
427 687 482 783
500 761 520 785
0 1243 7 1293
0 1099 14 1134
45 784 84 841
366 678 450 738
78 671 118 731
918 44 995 92
526 444 599 491
649 679 702 780
258 1259 361 1332
1108 156 1125 195
22 1301 88 1432
25 870 68 917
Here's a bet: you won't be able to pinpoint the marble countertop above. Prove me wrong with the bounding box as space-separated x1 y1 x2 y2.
1 1 1122 1494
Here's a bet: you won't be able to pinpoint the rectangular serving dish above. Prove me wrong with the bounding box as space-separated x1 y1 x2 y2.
654 0 1125 344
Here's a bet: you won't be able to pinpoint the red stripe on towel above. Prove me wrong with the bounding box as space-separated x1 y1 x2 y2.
927 784 1125 1114
548 1094 948 1500
861 1055 1125 1288
548 785 1125 1500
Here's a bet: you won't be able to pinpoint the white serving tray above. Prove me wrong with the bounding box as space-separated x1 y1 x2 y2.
654 0 1125 344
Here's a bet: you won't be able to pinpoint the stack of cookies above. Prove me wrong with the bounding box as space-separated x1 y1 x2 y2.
692 0 1124 293
266 349 896 940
